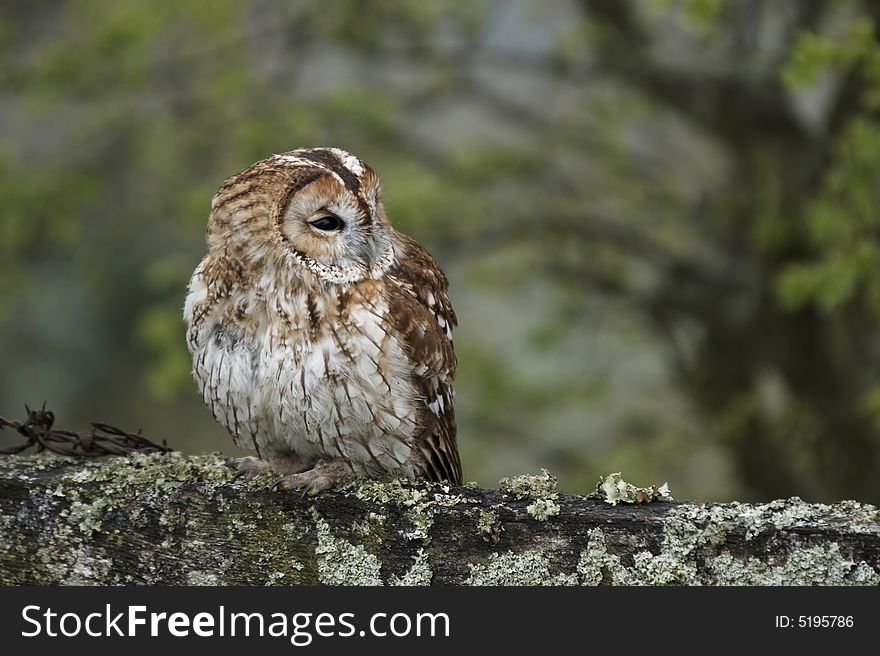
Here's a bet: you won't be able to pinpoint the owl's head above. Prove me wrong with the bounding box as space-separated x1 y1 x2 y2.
207 147 394 284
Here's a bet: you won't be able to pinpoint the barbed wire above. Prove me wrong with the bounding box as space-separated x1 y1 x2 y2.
0 404 172 457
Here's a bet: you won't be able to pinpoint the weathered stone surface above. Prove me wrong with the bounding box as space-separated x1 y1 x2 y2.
1 453 878 585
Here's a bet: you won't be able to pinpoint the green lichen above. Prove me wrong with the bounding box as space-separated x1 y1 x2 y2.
186 570 223 585
348 477 467 544
628 503 732 584
468 550 577 586
402 510 433 541
577 529 632 585
352 512 386 538
3 454 879 586
19 453 237 583
2 452 79 476
41 545 113 585
499 469 558 500
594 472 672 506
734 497 880 539
499 469 561 523
475 509 503 543
230 518 258 534
708 544 880 585
65 498 111 536
0 452 319 585
59 451 233 490
526 498 560 521
197 494 310 584
389 548 433 586
314 516 383 585
574 500 880 585
34 451 236 547
266 571 288 584
349 477 431 506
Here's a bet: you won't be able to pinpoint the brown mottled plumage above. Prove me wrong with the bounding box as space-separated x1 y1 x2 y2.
184 148 460 493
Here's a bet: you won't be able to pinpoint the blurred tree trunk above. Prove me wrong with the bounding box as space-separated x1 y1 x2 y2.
573 0 880 501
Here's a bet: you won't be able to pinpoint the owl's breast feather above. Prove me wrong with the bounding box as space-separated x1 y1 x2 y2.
186 278 422 477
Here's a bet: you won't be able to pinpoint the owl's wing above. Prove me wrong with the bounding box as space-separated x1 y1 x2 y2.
385 232 461 485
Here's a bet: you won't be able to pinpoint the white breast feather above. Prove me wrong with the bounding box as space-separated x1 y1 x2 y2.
185 277 419 477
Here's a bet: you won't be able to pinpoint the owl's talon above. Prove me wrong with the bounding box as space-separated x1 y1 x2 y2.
228 456 273 484
271 478 291 492
270 476 309 494
270 458 352 496
229 469 249 484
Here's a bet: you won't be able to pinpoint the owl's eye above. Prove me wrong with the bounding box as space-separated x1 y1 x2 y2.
308 214 344 232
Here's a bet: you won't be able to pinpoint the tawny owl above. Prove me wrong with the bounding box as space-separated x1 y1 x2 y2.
183 148 461 494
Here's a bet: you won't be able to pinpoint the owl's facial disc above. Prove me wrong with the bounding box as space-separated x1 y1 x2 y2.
280 174 392 282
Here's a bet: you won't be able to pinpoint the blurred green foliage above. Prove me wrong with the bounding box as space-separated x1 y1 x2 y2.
2 0 880 503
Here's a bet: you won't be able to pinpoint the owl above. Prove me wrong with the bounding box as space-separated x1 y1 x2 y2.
183 148 461 495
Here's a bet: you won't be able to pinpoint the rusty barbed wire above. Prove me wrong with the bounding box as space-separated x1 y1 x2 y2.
0 403 172 456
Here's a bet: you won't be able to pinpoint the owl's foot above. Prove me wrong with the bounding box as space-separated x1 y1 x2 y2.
229 456 273 482
271 458 354 496
229 454 312 482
